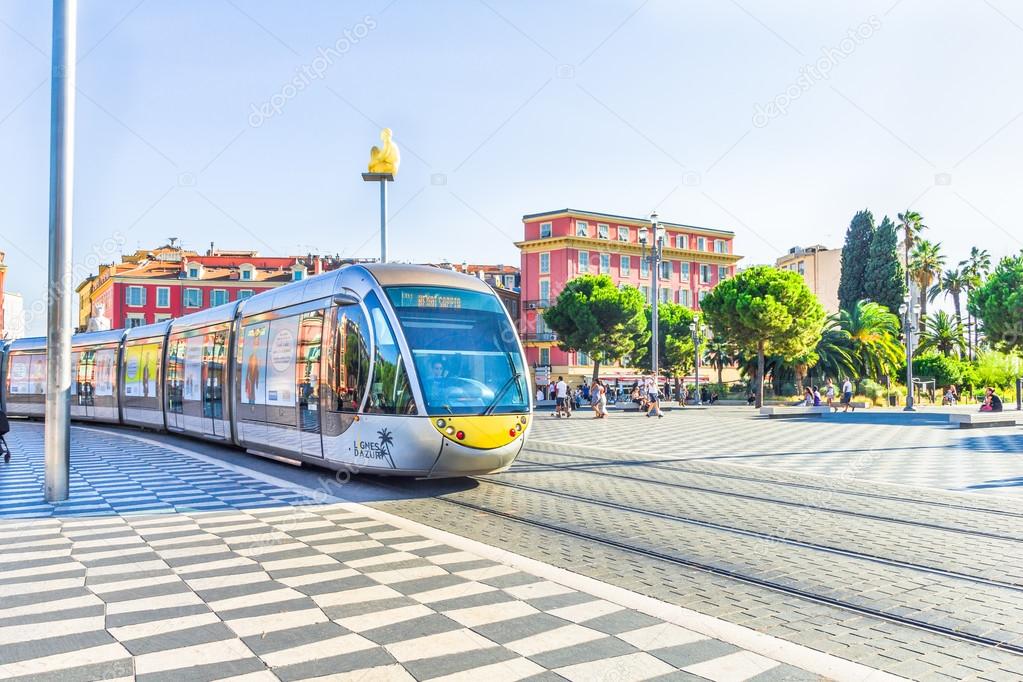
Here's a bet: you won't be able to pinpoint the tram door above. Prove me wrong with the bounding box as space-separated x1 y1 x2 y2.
202 330 227 437
78 351 95 418
296 310 324 458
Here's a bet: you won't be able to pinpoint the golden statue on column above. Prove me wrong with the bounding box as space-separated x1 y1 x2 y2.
368 128 400 175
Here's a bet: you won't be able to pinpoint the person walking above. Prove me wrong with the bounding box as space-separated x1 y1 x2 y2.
840 377 855 413
554 376 569 418
824 378 836 411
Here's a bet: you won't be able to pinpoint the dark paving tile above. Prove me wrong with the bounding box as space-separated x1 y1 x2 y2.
474 613 569 644
243 620 349 655
523 591 593 612
0 604 105 628
402 644 519 681
649 639 743 668
0 630 115 665
390 574 467 596
136 656 268 682
290 573 378 597
747 663 821 681
361 613 463 646
530 635 637 669
94 581 192 604
482 572 542 588
273 646 396 682
432 589 517 613
120 622 237 656
106 603 213 628
582 608 663 635
322 596 420 621
215 597 319 622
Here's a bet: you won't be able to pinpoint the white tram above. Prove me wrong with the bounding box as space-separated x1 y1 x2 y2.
0 264 532 476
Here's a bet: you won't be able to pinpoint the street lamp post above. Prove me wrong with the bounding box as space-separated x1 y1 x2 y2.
640 213 664 388
692 314 702 405
900 284 918 412
45 0 78 502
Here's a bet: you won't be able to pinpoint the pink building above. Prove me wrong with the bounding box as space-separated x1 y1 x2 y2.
517 209 742 379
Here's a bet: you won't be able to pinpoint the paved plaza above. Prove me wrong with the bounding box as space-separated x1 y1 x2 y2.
1 409 1022 681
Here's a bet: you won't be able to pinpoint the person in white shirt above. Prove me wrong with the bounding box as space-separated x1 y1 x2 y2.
555 376 570 418
536 387 544 403
841 378 855 412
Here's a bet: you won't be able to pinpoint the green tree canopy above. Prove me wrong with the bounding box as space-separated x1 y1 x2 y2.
909 240 945 316
838 209 876 311
968 252 1023 352
863 215 905 317
542 275 647 381
836 299 904 383
916 310 966 358
700 266 825 407
632 302 695 379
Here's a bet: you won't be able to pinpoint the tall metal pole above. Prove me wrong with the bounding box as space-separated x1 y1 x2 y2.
649 214 660 385
45 0 77 502
903 239 915 412
693 316 701 405
379 179 388 263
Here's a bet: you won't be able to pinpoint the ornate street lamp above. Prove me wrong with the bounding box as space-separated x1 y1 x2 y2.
640 213 664 385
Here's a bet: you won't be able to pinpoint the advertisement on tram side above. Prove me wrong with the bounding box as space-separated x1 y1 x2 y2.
183 336 204 402
242 323 269 406
124 343 160 398
95 348 115 397
266 320 296 406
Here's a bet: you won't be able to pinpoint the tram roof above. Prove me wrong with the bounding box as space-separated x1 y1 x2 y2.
124 319 173 343
7 337 46 352
361 263 493 293
171 300 241 335
71 329 126 349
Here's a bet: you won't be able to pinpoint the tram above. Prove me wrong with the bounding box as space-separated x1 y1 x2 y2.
0 264 532 477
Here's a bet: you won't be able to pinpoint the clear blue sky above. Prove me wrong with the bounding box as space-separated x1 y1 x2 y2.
3 0 1022 335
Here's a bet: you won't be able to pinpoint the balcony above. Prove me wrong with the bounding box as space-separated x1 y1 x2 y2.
522 332 558 342
522 299 552 310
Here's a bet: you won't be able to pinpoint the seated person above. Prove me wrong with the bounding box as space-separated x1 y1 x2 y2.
980 387 1003 412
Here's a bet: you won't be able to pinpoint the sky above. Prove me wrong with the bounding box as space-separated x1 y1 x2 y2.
2 0 1022 335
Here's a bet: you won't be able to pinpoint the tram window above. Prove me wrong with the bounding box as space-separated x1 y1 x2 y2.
331 305 370 413
298 311 324 431
166 336 186 414
7 355 30 395
202 330 227 419
365 291 417 415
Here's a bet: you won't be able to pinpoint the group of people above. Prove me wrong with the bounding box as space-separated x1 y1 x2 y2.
799 377 858 412
940 384 1003 412
544 375 610 419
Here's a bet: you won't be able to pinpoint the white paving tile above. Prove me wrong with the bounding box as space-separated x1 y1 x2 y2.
618 622 707 650
385 628 497 663
105 590 205 615
88 573 182 595
364 564 448 585
260 633 377 667
208 587 305 612
345 551 418 569
134 638 257 675
288 663 417 681
548 599 625 623
335 604 435 633
185 570 271 591
410 581 496 604
424 550 481 565
555 652 676 682
505 624 606 657
311 584 403 608
0 642 130 679
0 576 85 598
174 556 256 576
225 607 329 638
443 600 540 628
260 554 338 572
0 593 103 620
109 612 221 642
277 567 359 588
454 565 519 581
683 650 781 681
502 581 574 601
0 615 105 646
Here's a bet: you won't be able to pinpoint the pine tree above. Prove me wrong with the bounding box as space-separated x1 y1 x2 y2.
863 215 906 316
837 209 875 312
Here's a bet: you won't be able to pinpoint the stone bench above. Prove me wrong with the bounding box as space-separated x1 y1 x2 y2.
948 412 1019 429
760 406 830 418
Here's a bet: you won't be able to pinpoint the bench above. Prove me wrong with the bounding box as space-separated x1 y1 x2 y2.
760 406 830 418
948 413 1019 429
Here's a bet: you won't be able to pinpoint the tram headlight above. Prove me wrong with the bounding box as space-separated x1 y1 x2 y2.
520 416 527 424
436 419 446 428
515 423 522 432
509 429 516 437
445 426 455 435
455 430 465 440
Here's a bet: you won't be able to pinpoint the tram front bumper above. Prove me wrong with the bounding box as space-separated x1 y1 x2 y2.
427 414 530 476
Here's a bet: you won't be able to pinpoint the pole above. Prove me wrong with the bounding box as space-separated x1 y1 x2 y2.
651 239 659 383
379 180 388 263
693 319 701 405
45 0 77 502
904 241 915 412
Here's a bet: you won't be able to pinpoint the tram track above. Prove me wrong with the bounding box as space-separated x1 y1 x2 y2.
472 472 1023 592
523 441 1023 521
395 476 1023 657
514 448 1023 544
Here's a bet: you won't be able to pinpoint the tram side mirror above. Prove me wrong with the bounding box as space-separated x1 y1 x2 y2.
333 293 359 307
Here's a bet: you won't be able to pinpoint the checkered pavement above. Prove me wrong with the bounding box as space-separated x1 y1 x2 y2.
529 407 1023 494
0 422 821 681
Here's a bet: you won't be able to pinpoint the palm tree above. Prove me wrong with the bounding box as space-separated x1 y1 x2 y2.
928 267 966 325
909 240 945 316
960 246 991 359
916 310 966 358
836 299 904 384
809 318 855 385
704 337 734 387
897 210 926 321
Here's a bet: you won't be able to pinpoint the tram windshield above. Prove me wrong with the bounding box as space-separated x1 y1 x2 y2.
386 286 530 415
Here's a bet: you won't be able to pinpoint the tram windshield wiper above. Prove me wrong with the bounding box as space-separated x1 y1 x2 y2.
483 372 523 416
